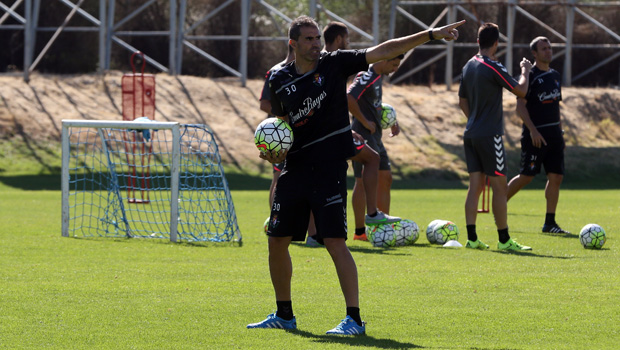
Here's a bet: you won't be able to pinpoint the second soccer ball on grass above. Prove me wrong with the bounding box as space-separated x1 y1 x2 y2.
367 224 397 248
579 223 606 249
393 219 420 246
434 221 460 244
426 219 444 244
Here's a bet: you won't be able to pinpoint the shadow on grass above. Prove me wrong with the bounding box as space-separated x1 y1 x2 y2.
489 250 576 259
432 141 620 190
347 245 412 256
3 143 620 192
540 232 580 239
0 173 274 191
1 173 468 191
288 329 424 349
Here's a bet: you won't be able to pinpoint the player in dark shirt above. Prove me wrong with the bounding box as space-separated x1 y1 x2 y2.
507 36 570 234
247 15 464 335
458 22 533 251
347 55 404 241
259 45 323 247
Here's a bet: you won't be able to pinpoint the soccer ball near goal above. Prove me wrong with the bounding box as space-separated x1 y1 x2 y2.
368 224 396 248
380 103 397 129
426 219 444 244
434 221 459 244
393 219 419 246
254 117 294 156
579 224 606 249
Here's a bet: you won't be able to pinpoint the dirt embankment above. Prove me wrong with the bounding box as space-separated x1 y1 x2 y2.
1 73 619 180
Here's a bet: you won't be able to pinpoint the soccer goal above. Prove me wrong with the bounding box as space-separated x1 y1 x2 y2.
61 119 241 244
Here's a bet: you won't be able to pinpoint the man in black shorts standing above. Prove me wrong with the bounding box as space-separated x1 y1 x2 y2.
260 45 323 247
458 22 533 251
507 36 570 234
247 15 463 335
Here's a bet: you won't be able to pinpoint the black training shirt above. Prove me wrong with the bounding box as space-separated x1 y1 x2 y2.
521 66 562 137
269 49 368 164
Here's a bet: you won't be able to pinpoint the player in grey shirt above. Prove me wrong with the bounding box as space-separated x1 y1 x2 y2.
458 22 532 251
347 54 404 240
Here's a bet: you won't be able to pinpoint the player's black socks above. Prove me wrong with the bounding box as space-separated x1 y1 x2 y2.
367 210 377 217
466 225 477 242
346 307 363 327
355 227 365 236
498 228 510 244
545 213 556 226
276 300 294 321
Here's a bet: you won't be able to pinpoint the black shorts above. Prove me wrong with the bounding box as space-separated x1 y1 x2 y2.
353 134 390 178
352 137 365 157
267 160 349 241
464 135 507 177
519 134 565 176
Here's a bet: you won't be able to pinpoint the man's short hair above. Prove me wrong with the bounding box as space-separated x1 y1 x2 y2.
530 36 550 52
322 21 348 45
289 16 319 41
477 23 499 50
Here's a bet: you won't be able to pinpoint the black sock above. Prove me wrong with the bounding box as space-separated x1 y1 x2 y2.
545 213 556 226
498 228 510 244
368 210 377 217
355 227 365 236
276 300 293 320
466 225 477 242
346 307 363 326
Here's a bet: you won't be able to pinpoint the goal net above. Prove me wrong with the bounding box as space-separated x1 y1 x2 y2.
61 119 241 244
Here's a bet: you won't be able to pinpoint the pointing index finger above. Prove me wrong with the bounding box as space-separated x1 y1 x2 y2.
448 20 466 29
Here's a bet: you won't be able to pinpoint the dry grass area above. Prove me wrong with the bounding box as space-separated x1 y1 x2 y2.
1 73 619 180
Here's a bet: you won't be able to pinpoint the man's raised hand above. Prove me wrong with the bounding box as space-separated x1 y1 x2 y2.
432 20 466 42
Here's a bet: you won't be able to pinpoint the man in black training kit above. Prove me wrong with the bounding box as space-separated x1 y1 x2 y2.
247 15 464 335
507 36 570 234
458 22 533 251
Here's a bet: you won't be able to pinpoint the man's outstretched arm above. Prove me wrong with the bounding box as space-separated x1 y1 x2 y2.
365 20 465 64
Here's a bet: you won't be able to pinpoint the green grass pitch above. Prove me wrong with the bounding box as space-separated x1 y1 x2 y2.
0 187 618 349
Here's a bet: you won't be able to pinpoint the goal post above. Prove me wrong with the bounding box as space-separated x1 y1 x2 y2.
61 119 241 244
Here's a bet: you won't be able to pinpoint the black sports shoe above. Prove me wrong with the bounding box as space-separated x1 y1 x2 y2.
542 224 571 234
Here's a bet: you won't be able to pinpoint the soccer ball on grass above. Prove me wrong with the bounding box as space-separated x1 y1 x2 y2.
254 118 294 156
579 224 606 249
368 224 396 248
393 219 420 246
426 219 445 244
434 221 459 244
